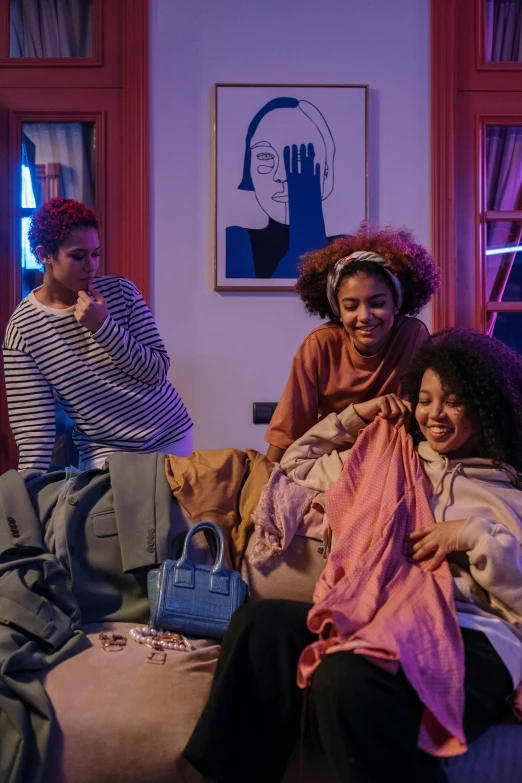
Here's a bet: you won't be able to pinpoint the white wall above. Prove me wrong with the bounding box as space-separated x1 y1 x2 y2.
149 0 431 452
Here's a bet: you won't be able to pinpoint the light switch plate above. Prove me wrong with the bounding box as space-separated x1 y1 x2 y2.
253 402 278 424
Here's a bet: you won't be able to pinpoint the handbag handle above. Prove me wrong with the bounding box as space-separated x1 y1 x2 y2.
173 521 231 595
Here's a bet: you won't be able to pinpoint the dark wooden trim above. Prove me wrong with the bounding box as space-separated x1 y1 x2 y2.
475 0 484 70
0 353 16 474
0 110 20 473
121 0 149 302
486 302 522 312
431 0 456 330
9 110 22 315
0 0 8 58
486 211 522 222
477 113 486 330
478 61 522 72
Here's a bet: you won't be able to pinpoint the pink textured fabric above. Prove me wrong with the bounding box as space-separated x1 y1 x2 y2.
249 466 316 568
297 417 467 757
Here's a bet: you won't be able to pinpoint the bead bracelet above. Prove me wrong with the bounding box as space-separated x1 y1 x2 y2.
129 626 192 652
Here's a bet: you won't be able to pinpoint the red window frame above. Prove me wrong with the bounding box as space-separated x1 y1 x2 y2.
431 0 522 331
0 0 149 474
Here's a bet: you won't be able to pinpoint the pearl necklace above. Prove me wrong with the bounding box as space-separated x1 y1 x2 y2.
129 626 192 651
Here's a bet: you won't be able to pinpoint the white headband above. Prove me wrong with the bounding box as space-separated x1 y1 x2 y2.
326 251 404 316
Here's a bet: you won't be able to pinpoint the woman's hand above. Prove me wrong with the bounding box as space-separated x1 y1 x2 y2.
273 143 327 279
284 143 323 217
353 395 411 429
405 520 468 571
74 288 109 333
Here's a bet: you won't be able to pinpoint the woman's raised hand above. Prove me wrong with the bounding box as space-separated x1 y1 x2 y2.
272 142 327 279
353 394 411 429
74 288 109 334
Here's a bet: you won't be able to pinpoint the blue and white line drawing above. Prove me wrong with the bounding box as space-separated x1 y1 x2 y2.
215 85 367 289
226 97 336 279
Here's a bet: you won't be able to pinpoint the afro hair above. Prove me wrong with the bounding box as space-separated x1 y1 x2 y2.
296 222 441 320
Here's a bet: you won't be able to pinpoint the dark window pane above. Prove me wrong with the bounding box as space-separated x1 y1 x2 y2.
492 312 522 355
486 221 522 302
10 0 93 58
485 0 522 62
486 126 522 212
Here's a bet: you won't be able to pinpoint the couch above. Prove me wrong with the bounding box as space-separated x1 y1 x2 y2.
40 532 522 783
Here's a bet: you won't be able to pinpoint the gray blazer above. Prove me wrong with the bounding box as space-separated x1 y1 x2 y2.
1 451 193 624
0 470 85 783
0 452 193 783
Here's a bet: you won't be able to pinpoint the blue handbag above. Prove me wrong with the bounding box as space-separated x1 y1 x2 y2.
147 521 249 639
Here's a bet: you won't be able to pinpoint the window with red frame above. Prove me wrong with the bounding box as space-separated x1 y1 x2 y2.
0 0 149 474
432 0 522 352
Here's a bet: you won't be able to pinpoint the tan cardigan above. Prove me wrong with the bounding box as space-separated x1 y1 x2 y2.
281 405 522 640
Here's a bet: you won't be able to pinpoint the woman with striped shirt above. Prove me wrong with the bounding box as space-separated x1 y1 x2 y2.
3 197 193 471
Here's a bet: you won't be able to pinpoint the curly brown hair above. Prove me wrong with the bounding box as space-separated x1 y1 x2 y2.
296 223 441 320
402 329 522 471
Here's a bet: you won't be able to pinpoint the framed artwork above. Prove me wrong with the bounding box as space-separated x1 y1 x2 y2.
214 83 369 292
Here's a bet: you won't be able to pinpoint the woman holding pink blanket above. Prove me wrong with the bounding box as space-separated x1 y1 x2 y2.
184 330 522 783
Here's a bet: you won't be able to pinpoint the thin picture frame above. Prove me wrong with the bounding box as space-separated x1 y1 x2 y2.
214 83 369 292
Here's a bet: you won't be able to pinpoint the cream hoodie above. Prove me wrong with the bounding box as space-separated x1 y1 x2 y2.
281 405 522 650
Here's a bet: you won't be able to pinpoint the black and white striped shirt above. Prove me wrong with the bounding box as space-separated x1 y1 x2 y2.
3 276 192 470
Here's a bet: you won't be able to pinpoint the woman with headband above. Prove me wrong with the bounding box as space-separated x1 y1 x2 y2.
265 223 441 462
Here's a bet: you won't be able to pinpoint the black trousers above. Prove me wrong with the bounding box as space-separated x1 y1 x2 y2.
183 600 513 783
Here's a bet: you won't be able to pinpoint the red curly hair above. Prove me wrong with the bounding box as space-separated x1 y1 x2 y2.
296 222 441 320
28 197 98 259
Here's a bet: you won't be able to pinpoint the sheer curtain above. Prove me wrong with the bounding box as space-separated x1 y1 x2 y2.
486 127 522 334
20 122 93 469
22 123 95 207
10 0 92 58
485 0 522 61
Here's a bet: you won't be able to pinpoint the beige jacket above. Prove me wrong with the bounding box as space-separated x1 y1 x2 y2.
281 405 522 639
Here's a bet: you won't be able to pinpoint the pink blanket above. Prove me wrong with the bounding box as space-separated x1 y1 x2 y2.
297 417 467 757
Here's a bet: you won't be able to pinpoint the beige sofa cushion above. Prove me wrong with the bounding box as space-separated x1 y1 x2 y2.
42 622 218 783
40 589 522 783
242 533 326 603
41 535 325 783
43 620 339 783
